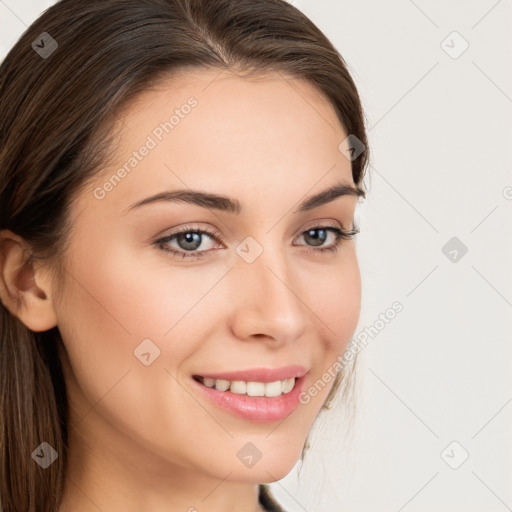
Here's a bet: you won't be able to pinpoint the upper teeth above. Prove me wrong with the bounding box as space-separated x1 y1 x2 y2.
201 377 295 397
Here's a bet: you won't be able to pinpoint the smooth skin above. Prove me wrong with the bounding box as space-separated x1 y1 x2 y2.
0 69 361 512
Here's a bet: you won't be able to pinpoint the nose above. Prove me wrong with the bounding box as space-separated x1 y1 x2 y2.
228 243 308 346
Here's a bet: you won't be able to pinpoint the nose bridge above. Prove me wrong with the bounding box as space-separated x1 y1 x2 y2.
230 236 308 342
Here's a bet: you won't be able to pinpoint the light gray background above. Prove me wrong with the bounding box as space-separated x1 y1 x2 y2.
1 1 511 511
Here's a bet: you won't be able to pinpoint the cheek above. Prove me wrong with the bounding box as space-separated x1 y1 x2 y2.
304 246 361 351
59 235 226 339
303 251 360 400
53 246 227 466
53 240 229 399
330 262 361 348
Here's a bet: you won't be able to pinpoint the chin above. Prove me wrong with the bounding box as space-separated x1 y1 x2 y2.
222 439 305 484
226 463 296 484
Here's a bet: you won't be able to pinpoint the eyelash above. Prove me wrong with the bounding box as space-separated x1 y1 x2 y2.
153 222 359 260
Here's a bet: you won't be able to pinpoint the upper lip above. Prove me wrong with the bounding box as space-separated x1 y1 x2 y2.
195 365 308 383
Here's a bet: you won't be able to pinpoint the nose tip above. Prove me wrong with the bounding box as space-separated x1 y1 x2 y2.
229 251 308 345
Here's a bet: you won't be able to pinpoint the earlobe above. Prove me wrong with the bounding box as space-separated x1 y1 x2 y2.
0 229 58 332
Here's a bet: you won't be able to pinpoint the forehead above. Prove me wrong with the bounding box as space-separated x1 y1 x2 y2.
78 68 354 217
112 67 347 157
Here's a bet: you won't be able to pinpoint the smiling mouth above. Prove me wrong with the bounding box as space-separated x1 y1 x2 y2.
192 375 296 398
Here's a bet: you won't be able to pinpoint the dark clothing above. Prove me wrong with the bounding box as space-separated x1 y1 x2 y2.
258 484 285 512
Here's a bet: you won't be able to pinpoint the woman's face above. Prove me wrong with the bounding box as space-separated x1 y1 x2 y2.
52 69 361 485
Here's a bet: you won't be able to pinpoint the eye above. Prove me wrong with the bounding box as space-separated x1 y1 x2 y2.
153 225 222 259
294 222 359 255
153 222 359 260
297 227 337 247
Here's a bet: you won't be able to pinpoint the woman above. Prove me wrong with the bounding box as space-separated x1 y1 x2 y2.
0 0 369 510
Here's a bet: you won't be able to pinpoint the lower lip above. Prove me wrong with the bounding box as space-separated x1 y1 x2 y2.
192 376 306 422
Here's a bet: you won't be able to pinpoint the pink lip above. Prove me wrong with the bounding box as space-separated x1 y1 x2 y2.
195 365 308 383
191 371 308 423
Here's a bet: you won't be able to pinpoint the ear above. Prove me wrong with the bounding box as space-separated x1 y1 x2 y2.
0 229 58 332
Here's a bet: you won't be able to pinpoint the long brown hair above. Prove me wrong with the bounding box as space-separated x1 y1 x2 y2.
0 1 369 510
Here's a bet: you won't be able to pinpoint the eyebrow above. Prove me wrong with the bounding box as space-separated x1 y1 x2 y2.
123 180 364 216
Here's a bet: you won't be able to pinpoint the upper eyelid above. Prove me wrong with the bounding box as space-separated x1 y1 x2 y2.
158 220 349 242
